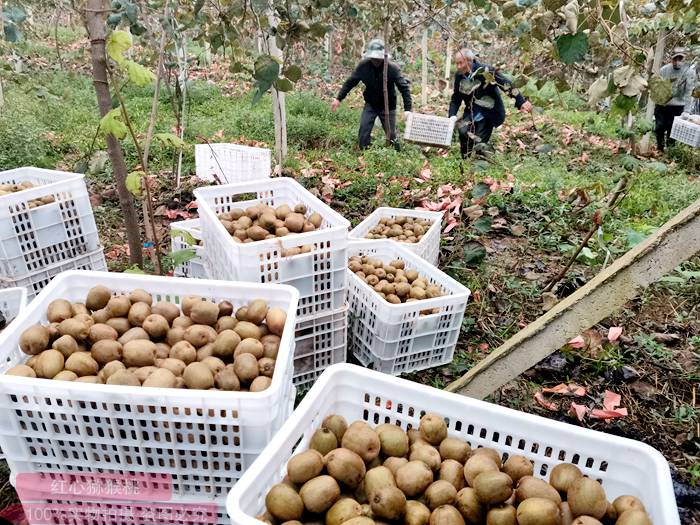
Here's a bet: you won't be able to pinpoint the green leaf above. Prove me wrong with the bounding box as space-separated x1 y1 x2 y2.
462 241 487 266
543 0 566 8
106 13 123 27
170 248 197 268
587 76 610 106
472 216 493 234
251 80 272 105
274 78 294 92
624 228 646 248
577 247 597 262
3 23 23 43
284 65 302 82
611 94 637 116
648 75 673 105
126 171 144 197
124 265 146 274
230 62 246 74
309 22 329 38
154 133 185 148
474 96 496 109
171 229 197 246
472 182 491 199
253 54 280 83
482 18 497 30
125 61 155 86
98 108 127 139
502 1 521 18
106 30 133 66
646 161 667 173
5 6 27 24
556 33 588 64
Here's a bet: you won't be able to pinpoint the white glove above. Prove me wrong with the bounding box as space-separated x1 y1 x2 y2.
404 111 411 119
449 115 457 122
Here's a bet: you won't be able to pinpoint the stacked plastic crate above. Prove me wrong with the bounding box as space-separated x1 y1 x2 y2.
0 167 106 298
170 218 208 279
195 177 350 389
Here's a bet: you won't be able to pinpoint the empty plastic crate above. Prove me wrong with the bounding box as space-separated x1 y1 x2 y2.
195 178 350 317
347 240 469 375
195 144 272 183
404 112 455 147
349 207 443 265
0 248 106 299
226 364 679 525
293 305 347 389
170 219 207 279
0 167 101 280
670 117 700 147
0 271 299 501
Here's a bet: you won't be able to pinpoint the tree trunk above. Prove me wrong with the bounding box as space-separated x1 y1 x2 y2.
640 29 666 154
444 37 452 82
421 28 428 107
382 20 391 145
85 0 143 266
267 5 287 165
0 0 4 108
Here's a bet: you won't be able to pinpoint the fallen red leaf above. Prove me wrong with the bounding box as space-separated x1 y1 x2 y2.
603 390 622 411
164 209 191 220
542 383 587 397
590 408 628 420
568 335 585 348
534 392 559 411
443 220 459 234
569 402 589 422
607 326 623 341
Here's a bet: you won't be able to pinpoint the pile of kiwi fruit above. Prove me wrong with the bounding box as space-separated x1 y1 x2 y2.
348 256 445 309
216 202 323 245
0 181 55 208
6 286 287 392
363 216 433 244
259 412 652 525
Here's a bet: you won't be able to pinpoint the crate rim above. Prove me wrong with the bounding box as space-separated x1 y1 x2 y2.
0 167 85 200
226 363 677 525
348 206 444 243
0 270 299 402
194 178 351 252
347 239 470 310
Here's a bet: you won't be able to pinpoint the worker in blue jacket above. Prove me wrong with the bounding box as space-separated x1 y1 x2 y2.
448 48 532 157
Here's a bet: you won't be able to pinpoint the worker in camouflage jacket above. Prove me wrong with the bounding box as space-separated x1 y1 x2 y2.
448 49 532 157
332 39 413 151
655 48 697 152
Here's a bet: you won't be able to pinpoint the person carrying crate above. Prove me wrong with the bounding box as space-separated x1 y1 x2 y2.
656 48 696 152
447 49 532 157
331 39 413 151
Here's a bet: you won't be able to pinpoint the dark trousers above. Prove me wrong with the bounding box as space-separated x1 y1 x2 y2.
457 118 494 157
654 105 684 152
359 104 399 150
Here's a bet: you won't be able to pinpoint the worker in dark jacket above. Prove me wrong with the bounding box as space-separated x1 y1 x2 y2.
448 48 532 157
331 39 413 150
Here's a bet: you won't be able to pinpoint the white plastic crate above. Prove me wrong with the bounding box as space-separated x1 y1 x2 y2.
170 218 207 279
0 271 299 501
0 287 27 329
195 144 272 184
293 305 347 389
670 116 700 147
195 178 350 318
0 248 106 300
347 240 469 375
404 112 455 147
0 167 102 280
349 207 443 265
226 364 679 525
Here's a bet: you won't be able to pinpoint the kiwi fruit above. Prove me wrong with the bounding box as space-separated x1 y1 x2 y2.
212 329 241 359
108 318 131 336
439 459 465 491
183 362 214 390
76 375 102 384
152 301 180 324
142 314 169 340
258 357 275 377
571 517 603 525
615 510 652 525
250 375 272 391
127 302 151 327
395 461 433 497
612 495 645 515
364 466 396 496
567 477 607 519
106 295 131 318
65 352 99 377
52 334 80 359
516 497 562 525
88 323 118 344
473 471 513 505
100 360 126 380
326 498 363 525
34 349 65 378
464 455 499 487
170 340 197 364
133 366 157 383
266 308 287 336
429 505 465 525
410 443 442 471
245 299 269 324
439 437 471 463
106 369 141 386
287 449 324 484
184 325 217 347
129 288 152 305
299 475 340 513
384 456 409 476
142 368 177 388
190 300 219 326
405 500 431 525
47 299 73 323
215 366 241 391
234 321 263 341
6 364 36 377
515 476 562 504
419 413 447 445
158 358 186 377
455 487 485 524
325 448 366 488
265 483 304 521
200 356 226 374
215 316 237 332
471 447 502 468
122 340 156 367
560 502 574 525
342 421 380 462
377 423 409 457
234 338 264 359
370 486 406 520
425 480 458 509
501 455 533 483
233 353 259 384
86 285 112 311
485 504 517 525
343 518 375 525
118 327 150 345
549 463 583 495
322 417 349 444
57 318 89 342
53 370 78 381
